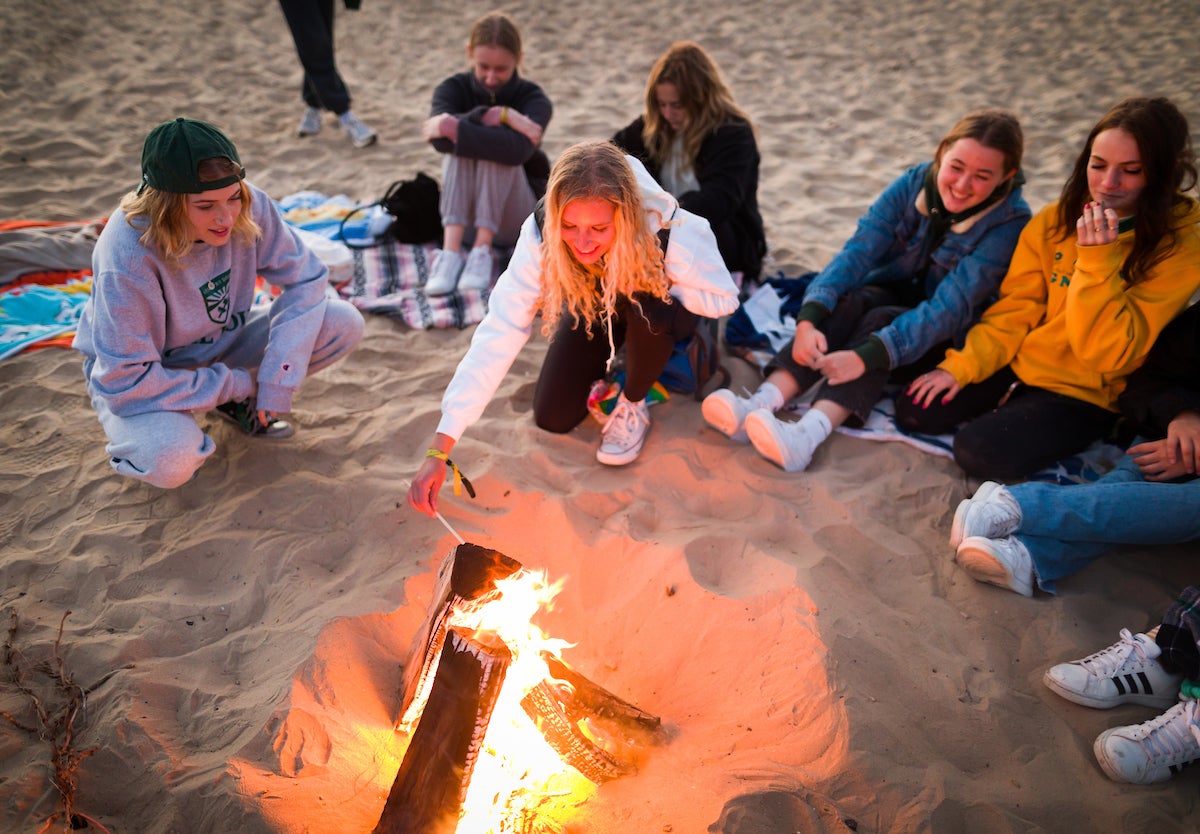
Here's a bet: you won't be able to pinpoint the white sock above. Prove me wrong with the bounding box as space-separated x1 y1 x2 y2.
798 408 833 445
754 381 786 412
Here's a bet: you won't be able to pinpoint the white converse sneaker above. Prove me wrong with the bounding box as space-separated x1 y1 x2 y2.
596 395 650 465
339 111 377 148
425 249 464 296
744 409 825 472
954 535 1035 597
1044 629 1183 709
950 480 1022 548
458 245 493 291
298 106 323 137
702 388 773 443
1094 699 1200 784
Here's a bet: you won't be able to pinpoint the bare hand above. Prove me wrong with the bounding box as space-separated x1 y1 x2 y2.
1131 410 1200 480
1076 201 1120 247
408 456 448 517
814 350 865 385
791 320 827 368
422 113 457 142
906 369 960 409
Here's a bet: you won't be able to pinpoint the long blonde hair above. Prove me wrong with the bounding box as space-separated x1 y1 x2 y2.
539 142 671 337
641 41 751 169
119 157 260 263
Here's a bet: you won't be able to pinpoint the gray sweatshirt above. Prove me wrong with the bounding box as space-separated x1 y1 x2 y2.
73 183 330 416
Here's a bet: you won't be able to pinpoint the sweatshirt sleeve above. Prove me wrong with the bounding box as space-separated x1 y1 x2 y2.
250 192 332 414
1065 226 1200 377
430 74 553 167
436 215 544 440
663 210 741 318
938 207 1055 385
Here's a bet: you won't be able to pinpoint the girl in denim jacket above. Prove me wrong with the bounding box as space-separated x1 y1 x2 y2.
702 109 1030 473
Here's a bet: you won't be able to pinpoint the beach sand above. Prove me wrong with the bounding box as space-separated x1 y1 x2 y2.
3 0 1200 831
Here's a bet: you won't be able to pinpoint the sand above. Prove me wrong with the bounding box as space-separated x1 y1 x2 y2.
3 0 1200 831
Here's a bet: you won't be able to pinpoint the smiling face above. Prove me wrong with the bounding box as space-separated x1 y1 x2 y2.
184 182 243 247
935 137 1010 214
559 198 616 265
1086 128 1146 218
469 43 517 94
654 82 688 132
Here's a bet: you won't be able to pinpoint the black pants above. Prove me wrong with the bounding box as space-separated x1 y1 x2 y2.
768 285 944 426
894 366 1118 482
279 0 351 115
533 293 698 433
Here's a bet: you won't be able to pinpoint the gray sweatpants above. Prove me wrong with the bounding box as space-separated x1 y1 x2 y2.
439 156 535 248
90 298 363 488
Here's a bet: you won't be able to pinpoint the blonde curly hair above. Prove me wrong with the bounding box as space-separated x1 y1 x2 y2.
539 142 671 338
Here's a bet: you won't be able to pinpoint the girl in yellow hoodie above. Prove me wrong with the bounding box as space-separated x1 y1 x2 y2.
901 97 1200 482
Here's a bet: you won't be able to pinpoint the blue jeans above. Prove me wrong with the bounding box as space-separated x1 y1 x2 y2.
1010 452 1200 593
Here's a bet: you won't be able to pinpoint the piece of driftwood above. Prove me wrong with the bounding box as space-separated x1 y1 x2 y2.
373 627 511 834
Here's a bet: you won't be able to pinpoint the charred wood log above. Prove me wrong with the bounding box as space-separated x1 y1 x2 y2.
374 627 511 834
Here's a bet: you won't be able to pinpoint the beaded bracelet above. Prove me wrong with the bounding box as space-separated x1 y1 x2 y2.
426 449 476 498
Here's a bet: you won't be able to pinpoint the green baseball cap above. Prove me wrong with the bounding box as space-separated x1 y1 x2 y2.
137 117 246 195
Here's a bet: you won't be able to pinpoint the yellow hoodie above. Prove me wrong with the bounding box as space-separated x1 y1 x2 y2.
938 198 1200 411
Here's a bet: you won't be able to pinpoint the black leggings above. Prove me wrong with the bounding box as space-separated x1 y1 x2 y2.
894 366 1118 482
533 293 697 433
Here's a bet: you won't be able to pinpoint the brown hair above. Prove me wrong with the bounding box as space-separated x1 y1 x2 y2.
934 109 1024 179
1057 97 1197 284
467 11 522 59
539 142 671 337
641 42 751 169
120 157 260 263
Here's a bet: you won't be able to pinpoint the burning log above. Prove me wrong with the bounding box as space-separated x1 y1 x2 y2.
376 543 670 834
373 627 511 834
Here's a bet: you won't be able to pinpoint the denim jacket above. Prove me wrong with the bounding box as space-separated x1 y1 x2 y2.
803 162 1030 369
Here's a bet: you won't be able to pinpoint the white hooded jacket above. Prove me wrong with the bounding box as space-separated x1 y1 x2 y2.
436 156 740 440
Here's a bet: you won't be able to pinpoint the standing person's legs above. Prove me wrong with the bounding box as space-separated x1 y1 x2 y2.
953 386 1118 482
279 0 351 114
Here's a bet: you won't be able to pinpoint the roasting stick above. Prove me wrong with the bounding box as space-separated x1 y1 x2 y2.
403 480 467 544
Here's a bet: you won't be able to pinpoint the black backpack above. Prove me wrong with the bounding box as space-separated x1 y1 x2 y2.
339 172 443 249
533 199 729 400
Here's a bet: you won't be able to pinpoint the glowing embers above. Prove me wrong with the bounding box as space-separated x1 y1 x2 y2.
374 544 667 834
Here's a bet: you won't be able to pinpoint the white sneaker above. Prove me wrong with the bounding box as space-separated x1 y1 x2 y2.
950 480 1022 548
339 111 377 148
298 106 323 137
744 409 823 472
458 245 493 291
424 249 464 296
1094 699 1200 784
702 388 773 443
596 395 650 465
1044 629 1182 709
955 535 1035 597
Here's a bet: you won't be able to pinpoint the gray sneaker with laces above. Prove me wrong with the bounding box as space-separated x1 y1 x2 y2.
597 396 650 465
298 106 323 137
339 111 377 148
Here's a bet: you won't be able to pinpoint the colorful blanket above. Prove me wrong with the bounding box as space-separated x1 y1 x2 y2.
340 240 490 330
0 280 90 361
